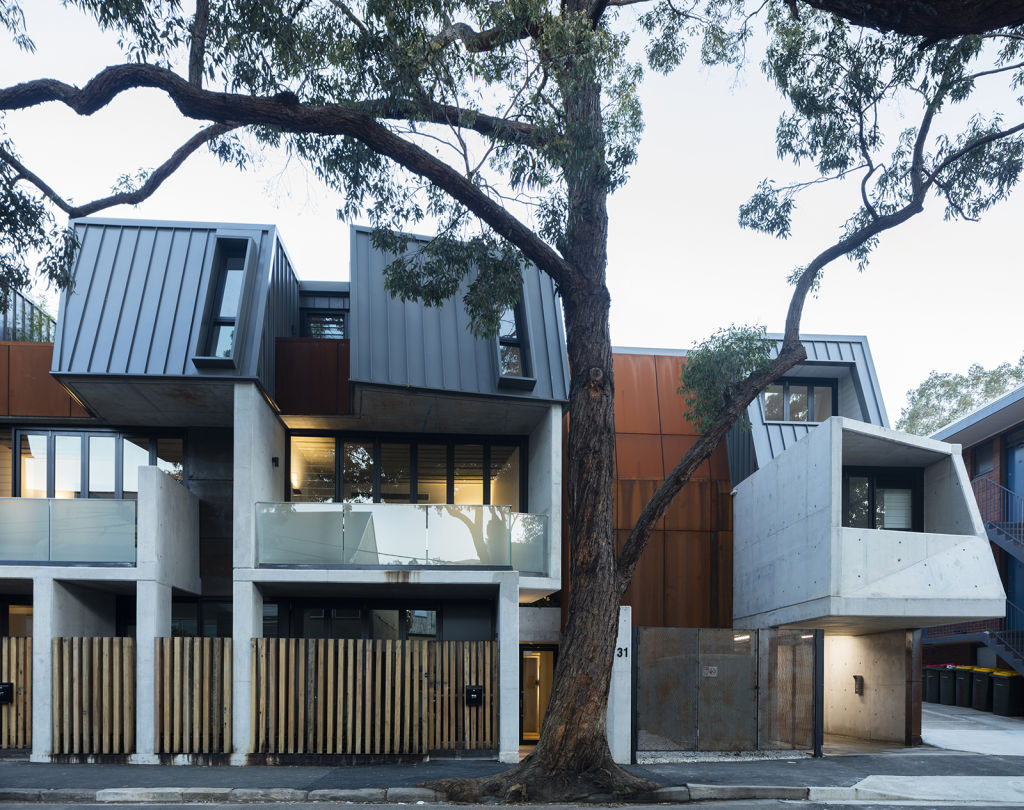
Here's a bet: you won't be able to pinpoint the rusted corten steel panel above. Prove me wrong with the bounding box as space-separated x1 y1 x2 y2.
275 338 351 415
655 354 698 436
613 353 661 434
3 342 83 418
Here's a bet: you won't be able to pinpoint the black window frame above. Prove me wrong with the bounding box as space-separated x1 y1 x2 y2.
12 428 185 499
494 300 536 391
763 377 838 423
842 466 924 532
287 431 528 512
301 309 347 339
193 237 254 369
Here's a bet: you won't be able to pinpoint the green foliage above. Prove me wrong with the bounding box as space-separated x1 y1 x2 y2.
897 356 1024 436
0 124 76 309
742 8 1024 277
678 324 773 434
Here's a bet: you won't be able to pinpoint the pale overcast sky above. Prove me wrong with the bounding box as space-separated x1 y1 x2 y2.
6 2 1024 424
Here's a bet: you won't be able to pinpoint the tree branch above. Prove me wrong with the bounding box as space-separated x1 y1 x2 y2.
799 0 1024 38
188 0 209 88
0 63 579 290
0 122 236 218
924 120 1024 187
432 20 536 53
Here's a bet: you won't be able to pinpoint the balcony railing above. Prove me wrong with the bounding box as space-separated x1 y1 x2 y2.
256 502 548 575
0 498 136 563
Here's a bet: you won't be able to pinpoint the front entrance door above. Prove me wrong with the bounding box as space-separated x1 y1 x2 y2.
520 645 557 743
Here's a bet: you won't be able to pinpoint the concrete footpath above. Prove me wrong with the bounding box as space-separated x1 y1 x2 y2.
3 748 1024 805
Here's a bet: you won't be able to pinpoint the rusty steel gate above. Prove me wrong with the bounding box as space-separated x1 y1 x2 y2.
634 628 816 752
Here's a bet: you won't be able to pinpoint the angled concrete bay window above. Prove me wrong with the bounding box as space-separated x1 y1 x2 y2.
193 237 257 369
842 467 924 532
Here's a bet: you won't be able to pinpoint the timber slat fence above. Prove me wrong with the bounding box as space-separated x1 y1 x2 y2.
250 639 497 755
0 637 31 749
154 637 232 754
51 637 134 755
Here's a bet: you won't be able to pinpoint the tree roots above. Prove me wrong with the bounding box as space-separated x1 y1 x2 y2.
423 754 659 803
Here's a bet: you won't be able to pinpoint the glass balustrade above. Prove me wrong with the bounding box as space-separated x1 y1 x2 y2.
0 498 136 563
256 502 548 574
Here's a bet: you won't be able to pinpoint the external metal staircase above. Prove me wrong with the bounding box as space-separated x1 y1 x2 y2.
921 477 1024 676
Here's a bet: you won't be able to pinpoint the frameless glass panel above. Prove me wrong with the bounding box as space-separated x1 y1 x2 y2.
256 503 345 565
845 475 871 529
876 487 913 530
156 438 184 481
490 446 520 509
453 444 484 505
417 444 447 504
331 608 363 638
0 434 11 497
0 498 49 561
813 386 833 421
405 609 437 640
379 443 411 504
54 435 81 499
763 385 783 421
19 434 47 498
511 512 548 575
788 385 809 422
500 343 524 376
428 504 510 566
342 441 374 502
89 435 116 499
218 264 245 318
50 499 136 563
122 437 149 499
290 437 336 502
210 324 235 358
342 503 426 564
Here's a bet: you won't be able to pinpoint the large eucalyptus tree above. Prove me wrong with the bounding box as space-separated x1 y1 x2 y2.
3 0 1024 798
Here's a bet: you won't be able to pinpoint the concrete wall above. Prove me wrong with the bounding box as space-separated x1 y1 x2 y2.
923 452 981 535
607 606 632 765
733 418 833 625
521 404 562 600
824 631 910 743
137 466 200 592
519 606 560 643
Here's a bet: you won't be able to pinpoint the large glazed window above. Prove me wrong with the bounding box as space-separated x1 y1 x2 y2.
13 431 184 498
842 467 923 531
287 435 526 509
763 378 836 423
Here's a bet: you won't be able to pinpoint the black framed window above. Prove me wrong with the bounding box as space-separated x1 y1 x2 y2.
288 434 527 510
495 301 536 390
13 430 184 499
302 310 346 339
973 441 994 476
842 467 923 531
763 378 837 423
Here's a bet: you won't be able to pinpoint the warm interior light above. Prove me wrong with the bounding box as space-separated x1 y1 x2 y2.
733 634 751 642
801 634 814 639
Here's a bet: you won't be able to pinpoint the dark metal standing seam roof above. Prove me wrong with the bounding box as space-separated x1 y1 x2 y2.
52 218 284 386
347 226 569 402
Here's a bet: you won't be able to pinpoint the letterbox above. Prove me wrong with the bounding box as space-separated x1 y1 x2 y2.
0 683 12 705
465 685 483 707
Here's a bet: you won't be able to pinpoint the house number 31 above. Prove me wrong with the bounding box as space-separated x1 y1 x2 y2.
615 647 628 658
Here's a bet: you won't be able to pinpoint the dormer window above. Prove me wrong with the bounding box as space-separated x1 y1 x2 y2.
763 378 836 423
495 301 536 390
194 237 254 369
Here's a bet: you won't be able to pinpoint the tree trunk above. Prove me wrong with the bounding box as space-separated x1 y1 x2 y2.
802 0 1024 36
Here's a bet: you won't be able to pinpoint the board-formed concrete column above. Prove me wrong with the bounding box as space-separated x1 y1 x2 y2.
29 578 53 762
231 579 262 764
133 579 172 762
497 571 520 763
607 605 632 764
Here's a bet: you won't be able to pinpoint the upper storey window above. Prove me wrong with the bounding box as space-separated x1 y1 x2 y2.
194 237 254 369
494 302 535 390
842 467 923 532
763 378 837 423
303 311 346 339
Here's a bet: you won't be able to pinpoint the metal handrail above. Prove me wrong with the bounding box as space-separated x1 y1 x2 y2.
972 476 1024 547
994 599 1024 662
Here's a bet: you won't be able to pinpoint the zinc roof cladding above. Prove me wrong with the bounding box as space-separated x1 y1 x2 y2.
745 334 888 468
52 217 287 384
347 225 569 403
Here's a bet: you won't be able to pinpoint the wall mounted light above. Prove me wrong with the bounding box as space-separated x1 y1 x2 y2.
272 457 279 467
853 675 865 695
